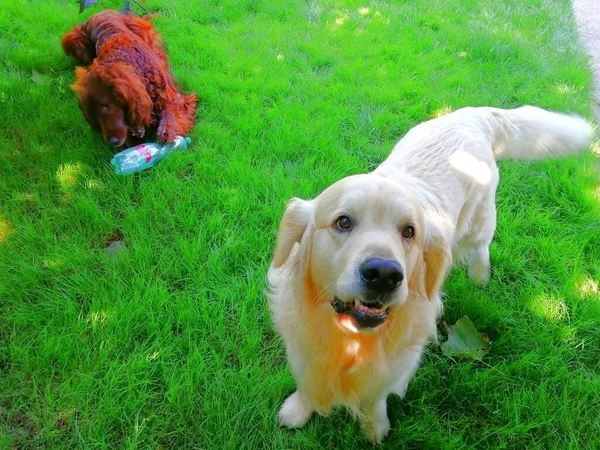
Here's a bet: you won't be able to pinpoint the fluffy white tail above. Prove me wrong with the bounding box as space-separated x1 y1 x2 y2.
486 106 593 160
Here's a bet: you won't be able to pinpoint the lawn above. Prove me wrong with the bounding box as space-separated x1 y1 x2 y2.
1 0 599 448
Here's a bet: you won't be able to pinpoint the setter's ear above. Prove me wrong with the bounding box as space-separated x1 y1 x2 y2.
271 198 314 269
97 63 153 128
70 67 97 128
413 215 452 301
71 66 90 94
61 24 95 64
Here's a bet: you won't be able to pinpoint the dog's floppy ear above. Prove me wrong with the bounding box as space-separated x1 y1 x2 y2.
98 63 153 128
272 198 313 269
61 24 96 64
419 216 452 300
71 66 90 93
71 67 97 129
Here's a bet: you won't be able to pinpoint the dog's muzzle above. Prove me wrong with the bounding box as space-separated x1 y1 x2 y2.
330 258 403 331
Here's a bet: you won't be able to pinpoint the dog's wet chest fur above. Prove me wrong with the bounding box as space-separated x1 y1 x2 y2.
299 269 433 411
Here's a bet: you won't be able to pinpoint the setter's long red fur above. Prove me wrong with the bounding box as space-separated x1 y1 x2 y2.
62 10 197 148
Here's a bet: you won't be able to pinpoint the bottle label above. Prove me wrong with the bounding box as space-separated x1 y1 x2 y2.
135 145 152 163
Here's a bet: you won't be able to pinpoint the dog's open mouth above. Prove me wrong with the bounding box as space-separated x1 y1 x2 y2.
331 297 389 331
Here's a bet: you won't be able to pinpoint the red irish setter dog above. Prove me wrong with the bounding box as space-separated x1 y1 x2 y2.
62 11 197 148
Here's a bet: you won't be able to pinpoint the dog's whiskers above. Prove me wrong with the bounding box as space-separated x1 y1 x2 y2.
310 280 338 306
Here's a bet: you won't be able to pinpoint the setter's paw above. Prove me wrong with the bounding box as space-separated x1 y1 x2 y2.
278 391 313 429
129 125 145 138
156 123 176 144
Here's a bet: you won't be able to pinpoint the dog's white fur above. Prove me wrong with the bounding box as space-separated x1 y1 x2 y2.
268 106 592 443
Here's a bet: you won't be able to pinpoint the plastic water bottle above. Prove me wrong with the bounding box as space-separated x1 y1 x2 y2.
111 136 191 174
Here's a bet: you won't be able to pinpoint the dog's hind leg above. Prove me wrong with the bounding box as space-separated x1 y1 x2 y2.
467 202 497 286
469 245 491 285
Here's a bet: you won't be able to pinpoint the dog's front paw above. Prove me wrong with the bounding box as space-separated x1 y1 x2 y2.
278 391 313 429
130 125 145 138
156 124 176 144
360 416 390 444
360 398 390 444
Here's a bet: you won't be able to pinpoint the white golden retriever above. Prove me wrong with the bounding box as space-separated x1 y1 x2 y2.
267 106 592 443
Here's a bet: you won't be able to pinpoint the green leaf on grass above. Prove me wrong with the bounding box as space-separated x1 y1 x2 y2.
31 69 48 85
104 240 127 258
441 315 491 360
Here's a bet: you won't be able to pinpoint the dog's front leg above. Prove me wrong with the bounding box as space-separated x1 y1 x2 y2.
156 104 178 144
277 390 314 429
360 397 390 444
129 125 145 138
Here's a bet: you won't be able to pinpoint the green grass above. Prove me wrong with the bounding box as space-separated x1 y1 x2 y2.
1 0 599 448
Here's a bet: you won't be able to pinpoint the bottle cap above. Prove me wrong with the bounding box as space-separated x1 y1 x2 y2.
184 136 192 146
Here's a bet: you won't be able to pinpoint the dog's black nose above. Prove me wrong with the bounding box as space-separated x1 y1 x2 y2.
360 258 403 294
108 137 120 146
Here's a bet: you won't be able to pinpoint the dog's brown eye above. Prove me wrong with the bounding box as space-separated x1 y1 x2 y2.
334 215 353 231
401 225 415 240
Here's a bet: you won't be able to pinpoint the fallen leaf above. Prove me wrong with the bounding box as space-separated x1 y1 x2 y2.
104 240 126 258
441 315 491 360
31 69 48 85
